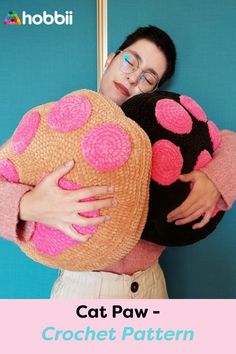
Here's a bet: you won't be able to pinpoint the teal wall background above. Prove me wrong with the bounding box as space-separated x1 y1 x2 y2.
0 0 235 298
0 0 97 298
108 0 236 298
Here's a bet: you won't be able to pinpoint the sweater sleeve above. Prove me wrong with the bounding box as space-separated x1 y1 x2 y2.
0 176 35 243
201 129 236 210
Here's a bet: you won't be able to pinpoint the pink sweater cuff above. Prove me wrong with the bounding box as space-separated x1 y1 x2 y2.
0 178 35 243
201 130 236 210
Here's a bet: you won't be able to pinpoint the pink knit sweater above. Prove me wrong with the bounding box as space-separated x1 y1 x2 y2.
0 130 235 275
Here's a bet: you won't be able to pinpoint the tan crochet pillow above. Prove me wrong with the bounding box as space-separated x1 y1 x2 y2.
0 90 151 271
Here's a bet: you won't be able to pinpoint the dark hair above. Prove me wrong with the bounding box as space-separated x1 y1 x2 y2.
116 25 176 87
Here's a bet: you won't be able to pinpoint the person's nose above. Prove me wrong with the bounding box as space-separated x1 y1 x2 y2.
127 69 142 86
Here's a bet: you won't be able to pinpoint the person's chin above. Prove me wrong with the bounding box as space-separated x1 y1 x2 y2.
105 90 125 106
101 84 128 106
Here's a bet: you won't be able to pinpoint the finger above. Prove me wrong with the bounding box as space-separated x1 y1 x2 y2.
167 200 201 222
76 214 111 227
47 160 75 183
179 172 197 183
192 210 212 230
174 208 205 226
76 198 118 213
62 224 91 242
167 194 200 221
73 186 115 200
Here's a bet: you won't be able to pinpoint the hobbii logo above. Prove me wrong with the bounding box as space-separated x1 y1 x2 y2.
3 10 73 25
22 10 73 25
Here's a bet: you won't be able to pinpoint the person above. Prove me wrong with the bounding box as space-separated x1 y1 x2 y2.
0 26 235 298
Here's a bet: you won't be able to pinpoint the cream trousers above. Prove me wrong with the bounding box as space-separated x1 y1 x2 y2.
50 261 168 299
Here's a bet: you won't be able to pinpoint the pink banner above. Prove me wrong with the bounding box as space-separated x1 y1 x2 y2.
0 300 235 353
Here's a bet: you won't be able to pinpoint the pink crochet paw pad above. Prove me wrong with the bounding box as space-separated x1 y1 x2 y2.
155 99 193 134
180 95 207 122
207 120 221 151
0 159 19 182
31 178 100 256
31 224 79 256
194 150 212 170
47 94 92 132
81 123 132 171
12 111 40 154
152 139 183 185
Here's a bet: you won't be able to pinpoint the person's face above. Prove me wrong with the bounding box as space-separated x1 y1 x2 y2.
99 38 168 106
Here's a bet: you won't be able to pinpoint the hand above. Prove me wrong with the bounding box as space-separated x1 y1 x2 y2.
19 160 117 241
167 171 221 229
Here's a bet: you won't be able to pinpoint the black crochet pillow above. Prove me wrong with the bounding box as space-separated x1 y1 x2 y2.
121 91 225 246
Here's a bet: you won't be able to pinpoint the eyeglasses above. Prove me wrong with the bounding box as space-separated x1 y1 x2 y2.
117 50 160 93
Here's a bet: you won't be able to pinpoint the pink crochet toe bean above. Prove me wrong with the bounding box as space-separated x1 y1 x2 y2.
208 120 221 151
155 99 193 134
194 150 212 170
12 111 40 154
31 224 79 256
180 95 207 122
0 159 19 182
47 95 91 132
81 123 132 171
152 139 183 185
